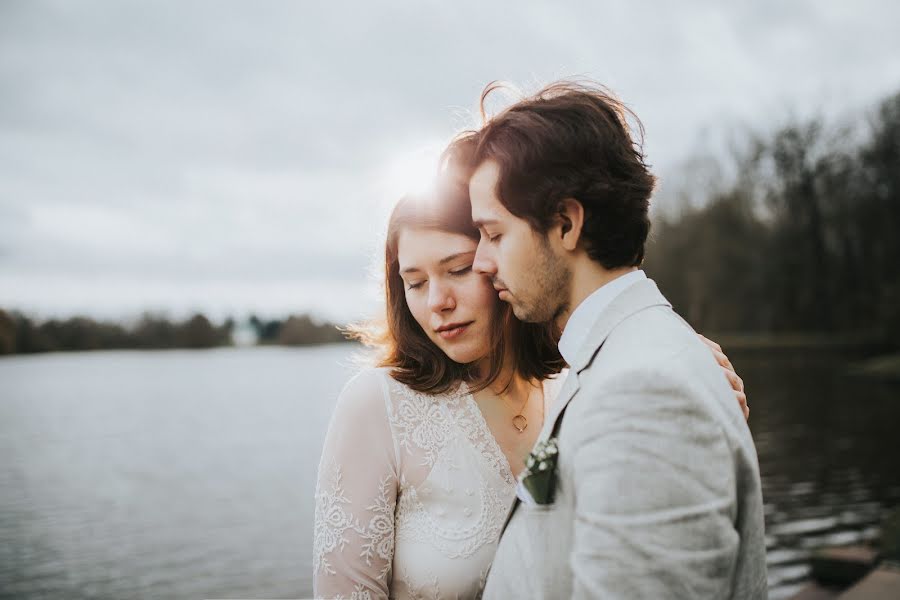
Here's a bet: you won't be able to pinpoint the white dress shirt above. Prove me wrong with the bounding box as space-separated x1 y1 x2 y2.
557 269 647 365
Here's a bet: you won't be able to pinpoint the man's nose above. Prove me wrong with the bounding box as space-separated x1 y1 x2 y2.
473 242 497 275
428 280 456 312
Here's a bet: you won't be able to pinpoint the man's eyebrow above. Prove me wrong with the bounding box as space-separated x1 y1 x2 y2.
400 251 475 275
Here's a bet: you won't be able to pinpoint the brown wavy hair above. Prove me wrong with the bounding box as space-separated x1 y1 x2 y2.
471 80 656 269
350 142 565 394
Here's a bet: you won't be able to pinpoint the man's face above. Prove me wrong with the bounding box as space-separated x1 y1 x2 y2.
468 159 570 323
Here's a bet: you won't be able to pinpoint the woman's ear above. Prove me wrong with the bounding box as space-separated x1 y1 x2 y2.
556 198 584 251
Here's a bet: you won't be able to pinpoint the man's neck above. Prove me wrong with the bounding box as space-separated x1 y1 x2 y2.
555 264 638 333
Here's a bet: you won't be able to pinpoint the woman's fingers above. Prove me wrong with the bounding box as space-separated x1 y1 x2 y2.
713 349 734 372
698 334 723 353
700 335 735 372
724 367 745 393
737 391 749 421
700 334 748 414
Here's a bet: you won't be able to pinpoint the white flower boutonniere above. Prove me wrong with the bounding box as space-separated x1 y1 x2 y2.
518 437 559 505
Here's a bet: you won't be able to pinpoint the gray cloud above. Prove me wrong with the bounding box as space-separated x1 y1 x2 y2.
2 0 899 320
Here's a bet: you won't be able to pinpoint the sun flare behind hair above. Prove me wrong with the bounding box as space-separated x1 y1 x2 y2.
376 141 449 211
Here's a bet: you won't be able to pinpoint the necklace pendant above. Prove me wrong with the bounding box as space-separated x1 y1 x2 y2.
512 414 528 433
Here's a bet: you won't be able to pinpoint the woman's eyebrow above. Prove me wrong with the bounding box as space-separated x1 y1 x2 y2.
400 251 475 275
438 251 475 266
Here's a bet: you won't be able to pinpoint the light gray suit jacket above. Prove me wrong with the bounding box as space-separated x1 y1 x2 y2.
483 279 767 599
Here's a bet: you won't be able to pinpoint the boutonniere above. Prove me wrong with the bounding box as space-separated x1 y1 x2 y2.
517 437 559 506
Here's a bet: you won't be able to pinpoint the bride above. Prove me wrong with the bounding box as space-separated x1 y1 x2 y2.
313 167 748 599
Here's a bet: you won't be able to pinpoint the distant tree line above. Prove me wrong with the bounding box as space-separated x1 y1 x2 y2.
644 89 900 342
0 310 348 355
249 314 347 346
0 311 234 354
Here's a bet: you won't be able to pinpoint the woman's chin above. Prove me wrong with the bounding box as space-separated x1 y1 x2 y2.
443 345 483 365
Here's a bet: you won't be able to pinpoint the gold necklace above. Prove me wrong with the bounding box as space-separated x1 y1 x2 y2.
509 385 542 433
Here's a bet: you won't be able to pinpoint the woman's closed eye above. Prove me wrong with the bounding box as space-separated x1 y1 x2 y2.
450 265 472 277
406 265 471 289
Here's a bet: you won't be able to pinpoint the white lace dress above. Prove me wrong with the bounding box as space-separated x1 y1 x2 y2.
313 367 563 600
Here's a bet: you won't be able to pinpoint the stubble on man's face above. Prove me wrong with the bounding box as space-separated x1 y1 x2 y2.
507 233 570 324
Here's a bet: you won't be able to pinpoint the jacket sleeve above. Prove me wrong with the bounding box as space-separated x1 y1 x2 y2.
567 368 740 599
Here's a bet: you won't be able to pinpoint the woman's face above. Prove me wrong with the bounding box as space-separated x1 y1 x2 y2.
397 227 499 365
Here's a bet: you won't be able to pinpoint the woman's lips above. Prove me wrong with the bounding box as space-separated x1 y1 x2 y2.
438 323 471 340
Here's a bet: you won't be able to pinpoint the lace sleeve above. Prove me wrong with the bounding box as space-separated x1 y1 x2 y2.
314 369 398 600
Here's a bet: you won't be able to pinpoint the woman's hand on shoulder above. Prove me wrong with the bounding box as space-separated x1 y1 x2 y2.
697 334 748 421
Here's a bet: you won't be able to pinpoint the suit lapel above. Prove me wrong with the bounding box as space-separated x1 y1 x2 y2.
538 371 580 442
498 279 671 538
541 278 672 438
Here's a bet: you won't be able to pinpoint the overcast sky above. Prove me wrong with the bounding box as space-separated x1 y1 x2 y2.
2 0 899 323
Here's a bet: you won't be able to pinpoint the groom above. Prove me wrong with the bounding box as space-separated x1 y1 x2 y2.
462 83 767 598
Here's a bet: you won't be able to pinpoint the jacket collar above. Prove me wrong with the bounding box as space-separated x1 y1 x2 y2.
542 278 672 439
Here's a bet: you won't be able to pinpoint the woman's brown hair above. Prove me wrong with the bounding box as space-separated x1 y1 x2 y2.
350 137 565 394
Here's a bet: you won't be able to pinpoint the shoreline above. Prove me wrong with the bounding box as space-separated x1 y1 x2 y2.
846 353 900 382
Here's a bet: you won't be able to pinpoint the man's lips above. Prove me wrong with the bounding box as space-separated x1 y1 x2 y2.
435 321 473 340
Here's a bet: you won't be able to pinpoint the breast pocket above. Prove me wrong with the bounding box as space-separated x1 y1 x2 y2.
498 503 563 598
510 502 557 560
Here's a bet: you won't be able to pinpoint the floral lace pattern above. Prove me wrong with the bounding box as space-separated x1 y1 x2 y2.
314 459 356 576
386 379 513 560
389 381 464 467
314 368 524 599
394 480 508 559
397 566 442 600
459 389 515 486
360 475 395 581
314 460 395 581
317 583 373 600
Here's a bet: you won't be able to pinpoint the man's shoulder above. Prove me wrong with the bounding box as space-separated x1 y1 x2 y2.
573 305 733 408
572 304 748 438
587 303 706 376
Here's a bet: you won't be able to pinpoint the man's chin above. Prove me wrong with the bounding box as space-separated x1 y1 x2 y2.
511 300 558 324
511 303 539 323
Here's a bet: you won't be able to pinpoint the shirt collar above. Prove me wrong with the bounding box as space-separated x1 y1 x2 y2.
557 269 647 365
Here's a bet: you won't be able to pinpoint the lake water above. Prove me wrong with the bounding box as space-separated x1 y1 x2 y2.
1 345 898 599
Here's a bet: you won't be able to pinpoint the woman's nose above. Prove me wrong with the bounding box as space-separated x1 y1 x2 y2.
428 281 456 312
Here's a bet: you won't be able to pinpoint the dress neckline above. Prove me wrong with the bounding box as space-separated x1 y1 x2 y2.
457 380 550 485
